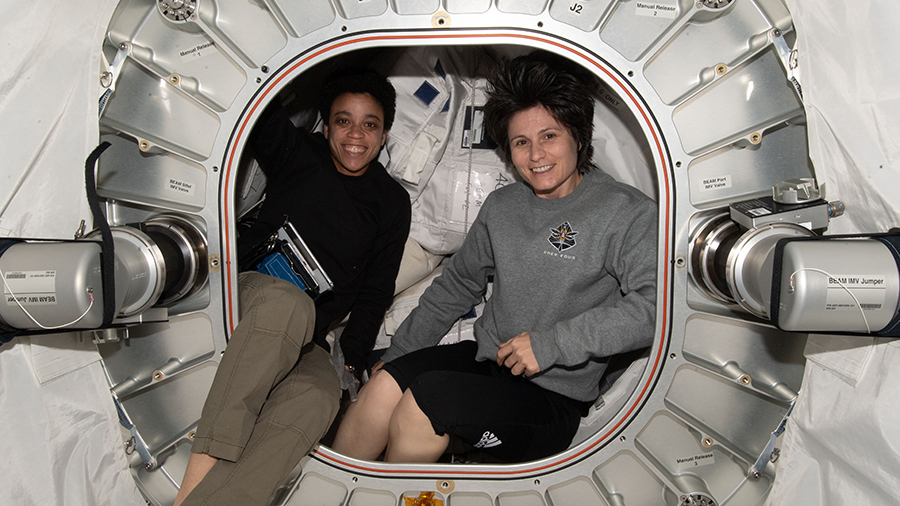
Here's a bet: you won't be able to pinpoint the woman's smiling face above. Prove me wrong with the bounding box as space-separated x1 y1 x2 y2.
324 92 387 176
507 105 583 199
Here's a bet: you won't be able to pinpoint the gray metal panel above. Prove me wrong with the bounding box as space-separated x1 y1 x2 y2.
107 1 247 111
334 0 390 19
391 0 442 15
444 0 493 14
665 365 791 462
546 477 605 505
635 411 772 502
672 49 804 155
194 0 287 68
497 491 545 506
118 362 217 455
347 488 396 506
645 0 779 105
683 314 806 401
97 134 208 212
264 0 336 38
688 124 811 208
754 0 793 31
497 0 549 15
549 0 616 33
133 443 189 505
593 451 669 505
101 61 221 160
601 0 694 62
447 492 493 506
98 314 216 394
286 472 349 505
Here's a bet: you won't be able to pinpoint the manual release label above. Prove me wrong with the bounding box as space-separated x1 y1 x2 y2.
636 2 678 18
179 41 217 63
675 452 715 471
4 270 57 306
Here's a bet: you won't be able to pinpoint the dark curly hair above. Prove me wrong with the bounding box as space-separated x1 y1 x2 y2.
484 51 597 173
318 68 397 131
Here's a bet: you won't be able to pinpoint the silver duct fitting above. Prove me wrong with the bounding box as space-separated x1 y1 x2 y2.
690 179 840 319
0 215 207 331
690 215 814 318
689 212 740 305
141 215 208 307
691 208 900 332
689 180 900 333
85 226 166 317
725 223 815 318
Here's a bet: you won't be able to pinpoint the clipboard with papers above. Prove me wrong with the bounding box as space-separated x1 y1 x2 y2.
243 217 333 299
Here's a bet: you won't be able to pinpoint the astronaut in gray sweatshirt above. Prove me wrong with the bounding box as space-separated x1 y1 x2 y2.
333 52 658 464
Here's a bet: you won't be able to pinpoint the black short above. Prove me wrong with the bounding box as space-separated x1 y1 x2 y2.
381 341 588 462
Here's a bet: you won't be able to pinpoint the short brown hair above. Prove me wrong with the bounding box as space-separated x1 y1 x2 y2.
484 52 597 173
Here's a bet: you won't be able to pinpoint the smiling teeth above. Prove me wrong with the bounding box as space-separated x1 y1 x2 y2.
532 164 552 173
346 146 365 153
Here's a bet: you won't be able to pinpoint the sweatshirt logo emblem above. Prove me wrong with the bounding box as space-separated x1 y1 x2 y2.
548 221 578 252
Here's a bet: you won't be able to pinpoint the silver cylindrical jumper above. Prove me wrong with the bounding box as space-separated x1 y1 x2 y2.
775 239 900 333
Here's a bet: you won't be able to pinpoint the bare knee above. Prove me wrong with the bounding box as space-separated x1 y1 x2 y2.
357 369 402 406
389 390 432 436
348 368 404 426
331 369 402 458
385 390 448 463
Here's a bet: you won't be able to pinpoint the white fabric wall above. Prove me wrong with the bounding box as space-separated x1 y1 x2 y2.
768 2 900 505
0 336 143 505
0 1 144 505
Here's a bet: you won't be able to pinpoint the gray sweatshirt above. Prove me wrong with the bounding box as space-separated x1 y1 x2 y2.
381 170 658 401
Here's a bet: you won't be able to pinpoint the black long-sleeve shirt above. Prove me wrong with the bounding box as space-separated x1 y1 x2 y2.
242 104 411 371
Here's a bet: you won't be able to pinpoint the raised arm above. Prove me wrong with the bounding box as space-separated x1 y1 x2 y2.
249 103 307 180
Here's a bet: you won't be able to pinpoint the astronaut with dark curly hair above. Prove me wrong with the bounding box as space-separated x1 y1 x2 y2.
175 68 410 505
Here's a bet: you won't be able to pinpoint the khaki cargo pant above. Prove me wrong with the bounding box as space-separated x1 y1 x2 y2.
184 272 341 506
